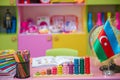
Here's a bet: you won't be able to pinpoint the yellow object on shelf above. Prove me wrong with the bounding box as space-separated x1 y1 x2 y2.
77 0 84 3
51 0 77 3
51 0 84 3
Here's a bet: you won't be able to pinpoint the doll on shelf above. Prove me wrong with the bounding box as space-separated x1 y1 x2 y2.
37 16 50 34
3 9 12 33
38 22 49 34
20 18 38 34
27 18 38 33
64 15 78 33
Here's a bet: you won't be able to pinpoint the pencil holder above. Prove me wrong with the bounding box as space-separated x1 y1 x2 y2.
15 61 30 78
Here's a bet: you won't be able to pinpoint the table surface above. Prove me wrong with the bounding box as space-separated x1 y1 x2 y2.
1 57 120 80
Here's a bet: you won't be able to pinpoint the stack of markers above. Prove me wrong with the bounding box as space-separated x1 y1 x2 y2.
62 63 69 74
85 57 90 74
73 57 90 75
57 65 63 75
34 57 91 76
46 68 51 75
68 62 74 74
14 50 30 78
74 59 79 74
51 67 57 75
80 58 84 74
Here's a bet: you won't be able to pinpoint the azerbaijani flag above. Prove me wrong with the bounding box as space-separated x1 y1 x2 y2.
93 20 120 62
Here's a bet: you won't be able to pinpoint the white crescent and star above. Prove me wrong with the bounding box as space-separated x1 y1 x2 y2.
99 36 108 46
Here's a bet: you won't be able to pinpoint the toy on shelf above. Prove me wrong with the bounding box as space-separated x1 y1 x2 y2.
11 16 17 33
30 0 40 3
19 0 41 3
40 0 50 4
64 15 78 33
77 0 84 3
50 0 84 3
19 0 30 4
20 21 28 34
19 0 84 4
50 15 78 33
115 12 120 30
27 18 38 33
101 12 105 25
20 18 40 34
3 9 17 34
96 12 103 26
87 12 93 32
37 16 50 34
19 0 24 3
20 15 79 34
107 12 112 19
3 9 12 33
24 0 30 4
50 15 64 33
51 0 77 3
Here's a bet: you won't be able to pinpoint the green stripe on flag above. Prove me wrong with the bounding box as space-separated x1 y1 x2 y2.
93 38 108 62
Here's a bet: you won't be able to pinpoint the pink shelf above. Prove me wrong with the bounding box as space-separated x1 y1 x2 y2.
17 3 85 6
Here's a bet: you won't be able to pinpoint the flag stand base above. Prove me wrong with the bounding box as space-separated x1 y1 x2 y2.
99 59 120 76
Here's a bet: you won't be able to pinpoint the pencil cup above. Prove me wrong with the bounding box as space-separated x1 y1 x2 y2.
15 61 30 78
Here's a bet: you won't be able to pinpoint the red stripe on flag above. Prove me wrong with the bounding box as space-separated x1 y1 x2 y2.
98 29 114 58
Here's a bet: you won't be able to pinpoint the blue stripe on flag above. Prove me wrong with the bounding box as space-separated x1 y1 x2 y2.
104 20 120 54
